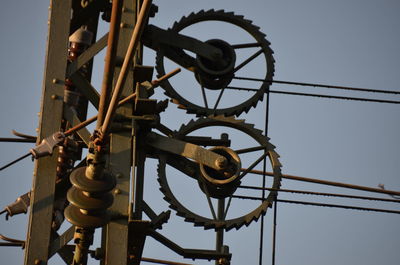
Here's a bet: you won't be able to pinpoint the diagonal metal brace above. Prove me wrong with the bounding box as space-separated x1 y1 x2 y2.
148 229 231 261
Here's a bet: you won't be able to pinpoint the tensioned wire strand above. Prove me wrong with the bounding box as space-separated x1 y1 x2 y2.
233 76 400 95
259 77 271 265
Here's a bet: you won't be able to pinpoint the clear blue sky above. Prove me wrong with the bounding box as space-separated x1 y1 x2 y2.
0 1 399 264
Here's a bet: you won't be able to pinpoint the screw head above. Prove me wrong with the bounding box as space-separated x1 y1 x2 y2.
215 157 228 170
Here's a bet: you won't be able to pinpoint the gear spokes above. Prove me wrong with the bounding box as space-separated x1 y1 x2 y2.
155 9 275 117
157 116 282 231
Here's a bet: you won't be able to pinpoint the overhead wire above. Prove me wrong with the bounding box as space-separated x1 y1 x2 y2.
232 195 400 215
226 86 400 104
238 186 400 203
233 76 400 95
243 168 400 197
228 76 400 104
269 90 400 104
230 75 400 264
258 67 271 265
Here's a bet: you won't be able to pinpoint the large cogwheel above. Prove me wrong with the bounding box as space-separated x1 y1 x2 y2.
157 116 282 231
155 9 275 117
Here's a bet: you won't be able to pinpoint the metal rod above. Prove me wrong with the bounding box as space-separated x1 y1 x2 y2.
64 68 180 137
213 87 225 111
215 199 225 260
141 257 194 265
271 198 277 265
239 186 400 203
0 234 25 248
235 145 266 154
259 90 270 265
200 84 209 109
233 76 400 95
238 152 268 179
203 184 217 220
101 0 153 136
11 130 36 139
243 168 400 196
96 0 123 129
65 115 97 136
132 147 146 220
232 42 261 49
223 195 233 220
234 49 263 73
151 67 181 86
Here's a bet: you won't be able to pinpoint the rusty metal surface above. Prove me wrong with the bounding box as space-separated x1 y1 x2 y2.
23 1 72 264
127 221 151 265
100 0 153 137
96 0 123 129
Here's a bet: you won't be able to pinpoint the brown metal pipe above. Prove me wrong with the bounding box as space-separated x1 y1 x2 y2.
150 67 181 86
65 68 180 137
96 0 123 129
141 257 194 265
243 168 400 197
101 0 153 136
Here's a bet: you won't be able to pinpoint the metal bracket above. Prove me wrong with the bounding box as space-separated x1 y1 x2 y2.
30 132 65 159
146 132 227 171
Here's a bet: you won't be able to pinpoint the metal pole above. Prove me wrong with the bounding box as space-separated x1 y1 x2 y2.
215 199 224 265
100 0 152 136
64 68 180 136
271 199 277 265
96 0 123 128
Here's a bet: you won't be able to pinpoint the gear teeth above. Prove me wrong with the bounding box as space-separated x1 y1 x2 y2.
156 117 282 231
177 118 196 133
154 9 275 117
208 115 244 124
169 98 186 109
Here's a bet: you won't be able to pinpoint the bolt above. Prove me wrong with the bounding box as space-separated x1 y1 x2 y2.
34 259 41 265
220 133 229 140
215 157 227 170
217 258 230 265
51 94 57 100
120 22 127 28
114 188 121 195
115 172 123 179
52 78 58 84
